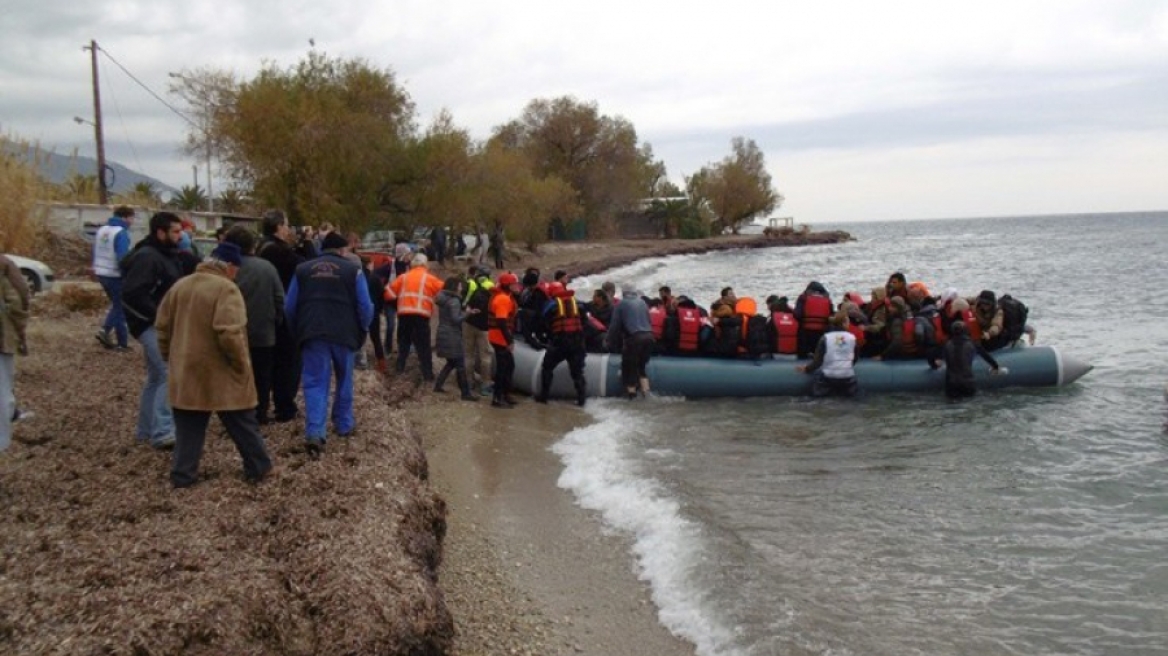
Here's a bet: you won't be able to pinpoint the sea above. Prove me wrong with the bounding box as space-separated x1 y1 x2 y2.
552 212 1168 656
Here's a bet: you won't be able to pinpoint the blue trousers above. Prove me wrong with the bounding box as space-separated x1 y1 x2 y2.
300 340 355 441
98 275 128 348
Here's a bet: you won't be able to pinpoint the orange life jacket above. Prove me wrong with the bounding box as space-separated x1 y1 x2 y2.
550 297 583 335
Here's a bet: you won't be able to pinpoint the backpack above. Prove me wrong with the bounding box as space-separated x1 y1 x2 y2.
466 284 491 330
998 294 1029 343
744 315 770 358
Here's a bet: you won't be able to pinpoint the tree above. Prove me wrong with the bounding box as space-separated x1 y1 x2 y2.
204 52 415 229
491 96 662 237
216 188 249 213
687 137 782 234
171 185 207 211
473 144 579 250
390 110 477 238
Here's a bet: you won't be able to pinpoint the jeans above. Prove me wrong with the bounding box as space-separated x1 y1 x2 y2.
135 327 174 443
300 340 355 441
0 354 13 451
98 275 128 348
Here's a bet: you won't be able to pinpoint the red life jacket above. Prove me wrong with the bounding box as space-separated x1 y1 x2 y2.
772 311 798 354
846 323 866 349
900 319 919 356
551 297 583 334
931 315 948 346
802 295 831 331
649 306 666 340
677 307 702 352
962 309 981 342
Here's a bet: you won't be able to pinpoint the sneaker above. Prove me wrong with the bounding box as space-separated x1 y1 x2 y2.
151 434 176 450
95 330 114 349
113 345 131 353
305 439 324 459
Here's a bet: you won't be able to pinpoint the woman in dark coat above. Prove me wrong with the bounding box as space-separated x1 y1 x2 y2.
433 276 477 401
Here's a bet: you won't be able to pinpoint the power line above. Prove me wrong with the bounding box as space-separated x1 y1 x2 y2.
96 44 198 129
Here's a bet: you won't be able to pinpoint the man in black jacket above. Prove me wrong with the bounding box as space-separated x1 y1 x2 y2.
121 212 186 449
257 210 305 423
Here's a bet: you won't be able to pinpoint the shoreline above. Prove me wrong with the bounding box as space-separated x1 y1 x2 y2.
412 400 695 655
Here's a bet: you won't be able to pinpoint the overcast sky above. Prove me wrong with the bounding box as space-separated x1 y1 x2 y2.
4 0 1166 222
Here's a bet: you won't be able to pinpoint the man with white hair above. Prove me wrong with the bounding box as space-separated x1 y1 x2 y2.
606 285 655 399
387 252 444 380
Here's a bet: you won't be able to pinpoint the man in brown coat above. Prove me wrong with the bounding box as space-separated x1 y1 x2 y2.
156 242 272 488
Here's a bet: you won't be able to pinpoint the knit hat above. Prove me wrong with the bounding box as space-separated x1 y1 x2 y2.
322 232 349 251
977 290 996 306
210 242 242 266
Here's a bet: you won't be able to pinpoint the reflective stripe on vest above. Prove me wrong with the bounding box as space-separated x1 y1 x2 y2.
551 297 583 334
396 269 435 317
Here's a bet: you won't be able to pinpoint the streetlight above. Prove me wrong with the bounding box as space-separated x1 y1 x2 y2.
168 71 214 213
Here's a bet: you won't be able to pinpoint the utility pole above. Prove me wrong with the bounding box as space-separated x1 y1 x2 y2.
86 39 109 205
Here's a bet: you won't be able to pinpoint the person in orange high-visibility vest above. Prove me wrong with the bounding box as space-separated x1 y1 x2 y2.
387 253 444 380
487 272 522 408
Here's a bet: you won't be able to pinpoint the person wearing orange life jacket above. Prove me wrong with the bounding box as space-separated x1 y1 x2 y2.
794 281 834 359
766 295 799 356
796 312 858 397
488 272 522 408
387 253 443 380
534 282 588 406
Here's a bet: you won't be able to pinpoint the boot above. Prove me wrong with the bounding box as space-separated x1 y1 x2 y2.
457 370 478 402
535 369 553 404
433 363 452 393
574 376 587 407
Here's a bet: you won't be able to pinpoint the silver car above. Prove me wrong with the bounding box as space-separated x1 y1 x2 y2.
5 254 55 294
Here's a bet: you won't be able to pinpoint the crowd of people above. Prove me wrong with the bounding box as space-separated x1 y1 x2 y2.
76 205 1037 486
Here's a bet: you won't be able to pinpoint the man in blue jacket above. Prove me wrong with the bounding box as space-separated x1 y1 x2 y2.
93 205 135 351
284 231 374 457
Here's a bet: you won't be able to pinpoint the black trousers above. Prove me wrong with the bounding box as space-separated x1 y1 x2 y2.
540 339 586 398
396 314 434 378
250 345 275 422
171 408 272 488
492 344 515 400
272 323 301 420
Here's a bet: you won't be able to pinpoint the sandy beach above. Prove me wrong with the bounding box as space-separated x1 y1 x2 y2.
413 399 695 655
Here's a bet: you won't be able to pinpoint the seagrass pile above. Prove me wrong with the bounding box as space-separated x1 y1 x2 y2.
0 304 453 655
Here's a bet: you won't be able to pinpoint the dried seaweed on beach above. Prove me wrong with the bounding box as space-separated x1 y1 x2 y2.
0 310 453 655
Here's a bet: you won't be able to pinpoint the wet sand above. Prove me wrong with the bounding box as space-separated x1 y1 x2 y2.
413 398 695 655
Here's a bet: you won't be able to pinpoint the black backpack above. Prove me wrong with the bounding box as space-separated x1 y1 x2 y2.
466 284 491 330
745 315 770 358
999 294 1029 342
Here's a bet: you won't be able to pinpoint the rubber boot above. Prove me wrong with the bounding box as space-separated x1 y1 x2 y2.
573 376 587 407
535 368 553 404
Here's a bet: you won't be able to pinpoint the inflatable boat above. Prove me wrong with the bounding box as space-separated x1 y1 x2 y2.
512 341 1092 399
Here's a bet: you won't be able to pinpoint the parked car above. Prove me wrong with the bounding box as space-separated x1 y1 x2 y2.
5 254 54 294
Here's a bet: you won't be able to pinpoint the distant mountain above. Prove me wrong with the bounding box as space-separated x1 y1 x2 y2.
2 140 178 197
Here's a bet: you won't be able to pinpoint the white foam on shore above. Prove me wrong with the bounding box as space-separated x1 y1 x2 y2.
552 401 740 656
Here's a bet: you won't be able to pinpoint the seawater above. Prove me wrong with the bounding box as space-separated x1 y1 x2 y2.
552 212 1168 656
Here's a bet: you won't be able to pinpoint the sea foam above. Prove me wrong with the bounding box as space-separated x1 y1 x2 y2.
552 400 742 656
